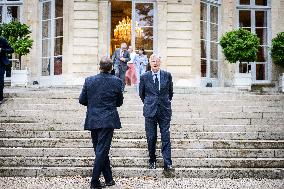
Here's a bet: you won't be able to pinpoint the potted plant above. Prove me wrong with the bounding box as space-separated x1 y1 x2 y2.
220 28 260 90
0 21 33 86
271 32 284 92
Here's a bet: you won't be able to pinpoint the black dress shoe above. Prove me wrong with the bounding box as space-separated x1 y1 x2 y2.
105 180 116 186
90 182 106 189
163 165 175 178
149 161 157 169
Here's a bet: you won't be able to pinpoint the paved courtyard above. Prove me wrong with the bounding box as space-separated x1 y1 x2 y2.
0 177 283 189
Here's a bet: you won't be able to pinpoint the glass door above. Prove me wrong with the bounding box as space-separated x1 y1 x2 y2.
200 0 221 86
40 0 63 76
110 0 156 58
237 0 271 83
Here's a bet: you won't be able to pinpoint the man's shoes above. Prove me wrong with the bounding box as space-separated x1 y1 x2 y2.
149 161 157 169
105 180 116 186
90 182 106 189
163 165 175 178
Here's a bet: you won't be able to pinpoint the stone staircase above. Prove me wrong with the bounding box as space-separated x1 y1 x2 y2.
0 87 283 178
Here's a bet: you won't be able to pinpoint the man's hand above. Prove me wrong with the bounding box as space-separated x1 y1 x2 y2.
120 57 125 62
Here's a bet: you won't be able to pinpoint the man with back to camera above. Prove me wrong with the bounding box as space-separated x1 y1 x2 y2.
0 37 14 104
79 57 124 189
139 54 175 177
111 42 130 85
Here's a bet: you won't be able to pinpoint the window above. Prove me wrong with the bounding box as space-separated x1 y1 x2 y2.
0 0 22 23
200 0 221 81
134 3 154 57
40 0 63 76
237 0 270 82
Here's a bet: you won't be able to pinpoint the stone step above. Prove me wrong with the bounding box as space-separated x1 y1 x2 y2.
0 167 282 179
0 138 283 149
3 97 284 106
4 88 283 100
1 148 283 158
0 123 282 133
1 104 283 114
0 157 283 168
2 110 284 119
1 130 283 140
1 116 283 126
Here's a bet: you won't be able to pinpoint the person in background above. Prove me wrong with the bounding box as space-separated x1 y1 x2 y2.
111 43 130 86
0 37 14 104
134 48 148 93
125 46 137 86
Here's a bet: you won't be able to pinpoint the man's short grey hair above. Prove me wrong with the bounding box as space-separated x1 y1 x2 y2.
149 54 161 62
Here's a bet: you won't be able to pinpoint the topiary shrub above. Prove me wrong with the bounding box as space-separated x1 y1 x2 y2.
271 32 284 68
0 21 33 69
220 28 260 73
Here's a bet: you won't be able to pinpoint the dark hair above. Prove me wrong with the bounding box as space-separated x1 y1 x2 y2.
99 57 113 73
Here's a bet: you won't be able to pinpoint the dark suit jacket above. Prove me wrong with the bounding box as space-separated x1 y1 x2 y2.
111 48 130 67
79 72 124 130
139 70 174 119
0 37 14 66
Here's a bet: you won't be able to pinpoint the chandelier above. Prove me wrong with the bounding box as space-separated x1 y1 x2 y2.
114 16 143 42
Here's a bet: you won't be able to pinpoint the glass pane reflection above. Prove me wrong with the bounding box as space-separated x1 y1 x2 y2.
239 10 251 27
210 60 218 78
42 2 51 20
42 58 51 76
135 27 153 50
54 57 62 75
135 3 153 27
6 6 20 22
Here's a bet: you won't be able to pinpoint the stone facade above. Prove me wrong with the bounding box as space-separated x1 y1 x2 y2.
15 0 284 86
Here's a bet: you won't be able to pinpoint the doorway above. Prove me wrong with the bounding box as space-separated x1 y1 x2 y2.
110 0 155 58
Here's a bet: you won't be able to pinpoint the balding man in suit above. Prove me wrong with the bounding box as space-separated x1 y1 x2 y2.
111 43 130 85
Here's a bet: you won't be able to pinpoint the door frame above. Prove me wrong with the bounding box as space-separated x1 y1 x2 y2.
236 0 272 84
107 0 157 57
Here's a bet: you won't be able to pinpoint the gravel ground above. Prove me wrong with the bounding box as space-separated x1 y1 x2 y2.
0 177 283 189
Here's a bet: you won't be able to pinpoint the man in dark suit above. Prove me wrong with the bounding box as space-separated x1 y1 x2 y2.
139 54 175 177
79 57 124 189
111 42 130 84
0 37 14 103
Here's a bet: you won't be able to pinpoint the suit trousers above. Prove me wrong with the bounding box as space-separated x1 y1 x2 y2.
0 63 5 101
114 64 127 84
90 128 114 187
145 107 172 167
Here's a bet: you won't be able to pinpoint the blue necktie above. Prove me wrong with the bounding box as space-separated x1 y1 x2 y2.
154 74 159 91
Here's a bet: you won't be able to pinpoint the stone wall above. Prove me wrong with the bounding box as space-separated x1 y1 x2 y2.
165 0 194 85
23 0 40 78
71 0 99 78
22 0 284 86
220 0 236 87
271 0 284 83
